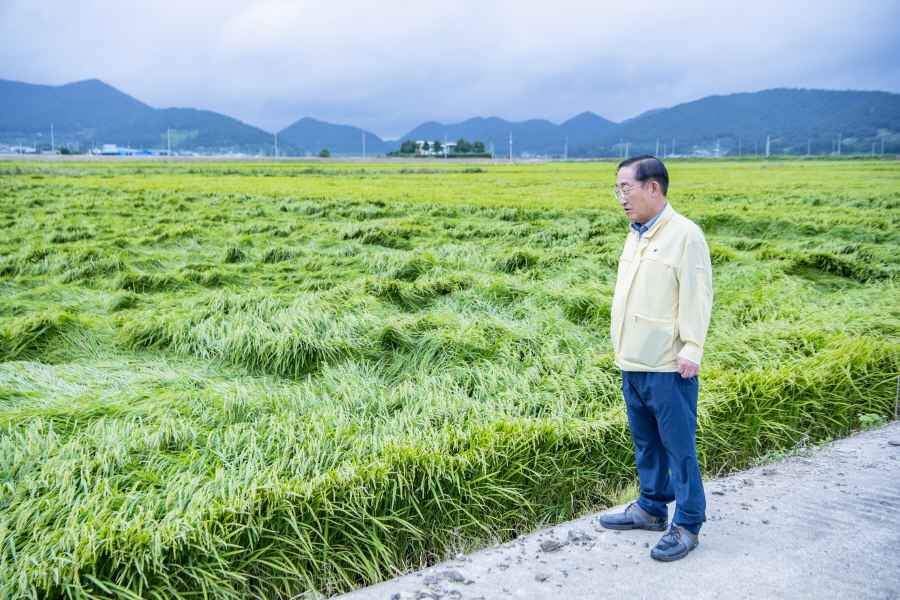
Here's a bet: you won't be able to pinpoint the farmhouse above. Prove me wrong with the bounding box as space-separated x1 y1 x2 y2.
415 140 456 155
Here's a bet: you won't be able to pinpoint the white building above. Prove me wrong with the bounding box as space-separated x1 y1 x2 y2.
415 140 456 155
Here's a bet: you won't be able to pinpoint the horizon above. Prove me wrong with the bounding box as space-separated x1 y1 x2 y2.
5 76 897 142
1 1 898 140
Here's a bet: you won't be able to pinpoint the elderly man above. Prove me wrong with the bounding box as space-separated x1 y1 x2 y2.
598 155 713 562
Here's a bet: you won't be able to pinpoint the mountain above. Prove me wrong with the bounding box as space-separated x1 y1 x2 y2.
396 113 616 157
0 78 288 155
400 117 558 156
617 108 666 127
559 112 619 143
3 79 897 157
0 79 153 135
277 117 393 157
569 89 900 157
96 108 291 154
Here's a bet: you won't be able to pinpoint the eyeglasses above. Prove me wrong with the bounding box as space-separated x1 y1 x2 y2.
614 183 644 200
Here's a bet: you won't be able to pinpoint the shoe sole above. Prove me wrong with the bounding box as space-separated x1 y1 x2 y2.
598 520 669 532
650 541 699 562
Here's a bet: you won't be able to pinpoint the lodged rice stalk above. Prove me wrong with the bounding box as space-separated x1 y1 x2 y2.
0 159 898 598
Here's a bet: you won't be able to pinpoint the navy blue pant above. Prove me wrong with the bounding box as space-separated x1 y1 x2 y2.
622 371 706 534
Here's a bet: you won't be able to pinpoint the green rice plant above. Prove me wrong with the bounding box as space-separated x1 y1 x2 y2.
222 244 249 264
260 246 303 263
0 312 82 362
113 273 190 294
56 256 126 284
0 158 898 598
557 292 612 326
340 225 413 250
105 291 138 312
492 249 541 273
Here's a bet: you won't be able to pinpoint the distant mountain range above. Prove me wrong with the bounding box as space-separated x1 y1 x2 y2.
2 78 898 156
569 88 900 157
396 113 618 157
0 79 293 155
277 117 393 157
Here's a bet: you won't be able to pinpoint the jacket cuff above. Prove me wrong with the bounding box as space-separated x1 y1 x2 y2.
677 343 704 366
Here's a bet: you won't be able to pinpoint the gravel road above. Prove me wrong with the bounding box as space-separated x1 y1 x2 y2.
336 421 900 600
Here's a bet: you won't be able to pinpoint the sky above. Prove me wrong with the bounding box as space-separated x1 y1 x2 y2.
1 1 898 140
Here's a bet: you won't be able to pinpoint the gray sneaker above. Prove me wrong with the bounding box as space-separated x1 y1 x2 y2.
650 524 699 561
598 501 668 531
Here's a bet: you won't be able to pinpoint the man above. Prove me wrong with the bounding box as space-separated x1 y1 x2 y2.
598 155 713 562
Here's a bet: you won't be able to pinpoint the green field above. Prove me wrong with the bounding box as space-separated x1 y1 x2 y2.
1 158 898 599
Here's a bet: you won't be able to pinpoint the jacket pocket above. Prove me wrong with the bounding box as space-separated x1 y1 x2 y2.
620 311 677 368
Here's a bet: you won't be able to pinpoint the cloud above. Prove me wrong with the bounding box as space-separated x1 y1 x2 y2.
1 0 898 138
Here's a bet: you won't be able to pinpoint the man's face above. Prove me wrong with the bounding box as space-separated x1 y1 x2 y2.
616 165 658 224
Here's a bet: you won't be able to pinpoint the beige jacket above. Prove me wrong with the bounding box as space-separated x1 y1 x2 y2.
610 203 713 372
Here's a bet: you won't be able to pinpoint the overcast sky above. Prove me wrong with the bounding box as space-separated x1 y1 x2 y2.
1 0 898 140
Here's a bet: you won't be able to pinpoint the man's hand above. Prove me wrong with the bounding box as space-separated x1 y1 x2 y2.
676 356 700 379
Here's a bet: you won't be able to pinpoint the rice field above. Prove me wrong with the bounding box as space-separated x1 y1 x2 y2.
1 158 898 599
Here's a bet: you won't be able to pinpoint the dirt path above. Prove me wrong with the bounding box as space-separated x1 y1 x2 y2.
337 421 900 600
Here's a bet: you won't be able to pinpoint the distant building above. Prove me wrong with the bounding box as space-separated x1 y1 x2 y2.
100 144 135 155
97 144 173 156
415 141 456 155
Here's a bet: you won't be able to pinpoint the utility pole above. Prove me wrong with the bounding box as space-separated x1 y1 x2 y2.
838 132 842 156
663 142 667 157
274 132 278 163
872 142 876 155
808 139 811 156
765 135 770 157
362 133 366 159
444 134 448 159
738 139 741 157
509 131 513 160
882 138 885 155
672 138 675 157
167 128 171 162
655 139 659 157
715 139 720 157
564 137 568 160
625 142 629 157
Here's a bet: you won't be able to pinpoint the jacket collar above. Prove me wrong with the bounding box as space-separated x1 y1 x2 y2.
636 202 674 240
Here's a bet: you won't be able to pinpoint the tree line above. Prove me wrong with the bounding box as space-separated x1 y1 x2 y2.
396 138 487 155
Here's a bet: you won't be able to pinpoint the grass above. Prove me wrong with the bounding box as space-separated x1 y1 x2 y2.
0 157 898 598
